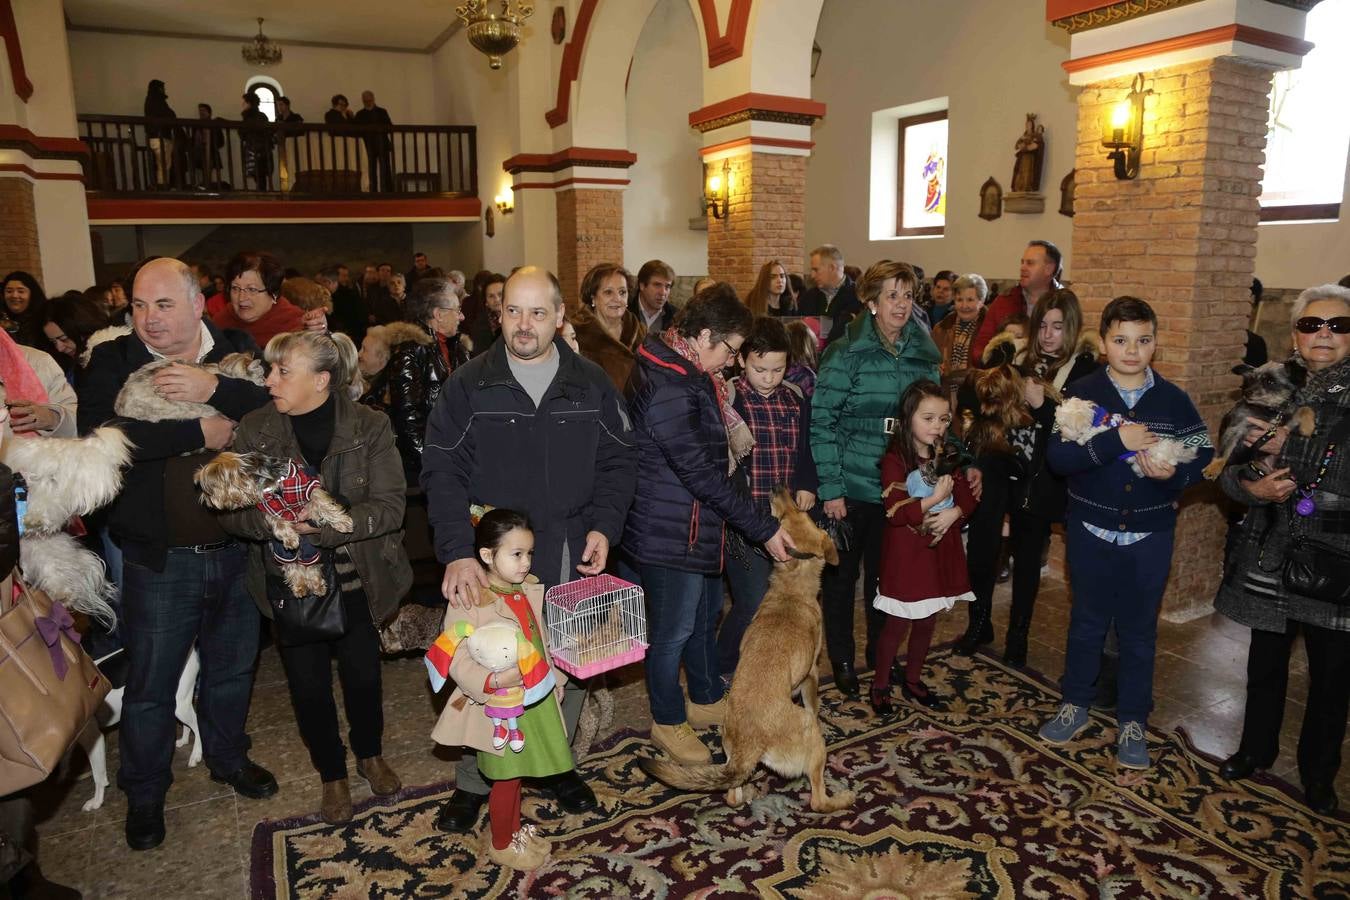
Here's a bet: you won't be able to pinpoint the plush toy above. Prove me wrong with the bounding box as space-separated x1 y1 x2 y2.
1054 396 1198 477
425 620 556 753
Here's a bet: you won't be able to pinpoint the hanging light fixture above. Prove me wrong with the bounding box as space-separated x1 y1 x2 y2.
241 18 283 67
456 1 534 70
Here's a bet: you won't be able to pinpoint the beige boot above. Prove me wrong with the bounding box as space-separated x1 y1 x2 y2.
650 722 711 765
356 756 402 796
485 827 550 871
686 697 727 730
321 778 353 824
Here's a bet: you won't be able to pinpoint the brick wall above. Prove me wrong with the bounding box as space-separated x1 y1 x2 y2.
1071 58 1275 620
707 152 807 297
556 188 625 312
0 179 43 280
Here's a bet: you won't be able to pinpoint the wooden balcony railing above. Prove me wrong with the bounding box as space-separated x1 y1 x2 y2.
77 115 477 198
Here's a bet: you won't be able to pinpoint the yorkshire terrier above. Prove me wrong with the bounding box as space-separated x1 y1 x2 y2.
114 353 265 422
1203 359 1314 480
194 451 354 597
963 364 1040 458
1055 396 1198 477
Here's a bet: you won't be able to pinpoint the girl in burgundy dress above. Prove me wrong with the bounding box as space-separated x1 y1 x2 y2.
871 380 978 715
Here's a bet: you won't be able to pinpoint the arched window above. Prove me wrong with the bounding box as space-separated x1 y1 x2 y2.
244 76 283 123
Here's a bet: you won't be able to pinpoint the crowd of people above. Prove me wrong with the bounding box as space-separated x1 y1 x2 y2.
1 240 1347 888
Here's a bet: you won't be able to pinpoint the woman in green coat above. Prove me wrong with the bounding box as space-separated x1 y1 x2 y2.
811 260 942 697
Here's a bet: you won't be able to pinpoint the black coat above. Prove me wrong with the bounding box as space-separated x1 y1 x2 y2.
387 323 469 478
330 284 368 345
627 296 677 334
800 276 860 344
76 322 270 570
421 337 636 588
621 336 777 574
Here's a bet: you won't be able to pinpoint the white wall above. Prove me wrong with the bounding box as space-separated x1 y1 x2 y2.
68 30 437 124
623 0 707 277
1255 154 1350 288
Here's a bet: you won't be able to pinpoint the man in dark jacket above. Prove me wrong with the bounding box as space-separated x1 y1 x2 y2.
800 244 860 344
316 264 368 345
630 259 678 333
77 258 277 852
422 265 637 833
353 90 394 192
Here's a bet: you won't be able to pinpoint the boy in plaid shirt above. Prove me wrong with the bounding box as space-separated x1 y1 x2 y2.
718 317 818 677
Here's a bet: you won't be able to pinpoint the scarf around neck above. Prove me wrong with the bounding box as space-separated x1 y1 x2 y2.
661 328 754 473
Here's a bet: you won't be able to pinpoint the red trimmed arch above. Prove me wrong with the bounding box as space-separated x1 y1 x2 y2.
697 0 752 67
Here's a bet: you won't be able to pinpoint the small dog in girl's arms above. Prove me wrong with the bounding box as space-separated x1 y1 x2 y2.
1202 359 1315 480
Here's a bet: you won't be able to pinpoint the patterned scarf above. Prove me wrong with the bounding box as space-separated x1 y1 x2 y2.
949 318 978 371
661 328 754 473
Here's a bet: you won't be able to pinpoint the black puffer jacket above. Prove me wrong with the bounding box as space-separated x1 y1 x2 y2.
387 322 470 477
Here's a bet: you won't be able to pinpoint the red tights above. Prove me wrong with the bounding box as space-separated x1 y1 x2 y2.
872 613 937 695
488 778 522 850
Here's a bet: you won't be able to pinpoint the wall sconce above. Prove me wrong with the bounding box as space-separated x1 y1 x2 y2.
704 159 730 219
494 191 514 215
1100 73 1152 180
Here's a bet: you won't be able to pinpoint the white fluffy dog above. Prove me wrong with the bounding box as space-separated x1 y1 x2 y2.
1055 396 1198 477
114 354 265 422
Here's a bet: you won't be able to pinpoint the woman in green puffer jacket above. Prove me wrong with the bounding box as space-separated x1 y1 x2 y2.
811 260 942 697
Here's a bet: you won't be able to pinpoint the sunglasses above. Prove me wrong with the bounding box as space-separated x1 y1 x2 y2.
1294 316 1350 335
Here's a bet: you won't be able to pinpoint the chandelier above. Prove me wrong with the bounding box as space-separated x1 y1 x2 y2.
456 1 534 70
241 18 282 67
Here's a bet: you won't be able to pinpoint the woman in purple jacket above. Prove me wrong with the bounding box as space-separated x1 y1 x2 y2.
620 284 794 767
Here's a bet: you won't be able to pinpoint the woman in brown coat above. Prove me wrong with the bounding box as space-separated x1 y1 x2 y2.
570 262 646 390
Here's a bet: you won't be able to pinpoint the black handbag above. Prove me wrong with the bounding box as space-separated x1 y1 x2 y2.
266 549 347 645
1280 538 1350 605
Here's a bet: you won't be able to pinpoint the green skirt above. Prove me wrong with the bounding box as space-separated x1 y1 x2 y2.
476 692 573 781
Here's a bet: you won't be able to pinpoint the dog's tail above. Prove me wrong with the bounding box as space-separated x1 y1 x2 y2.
639 752 757 793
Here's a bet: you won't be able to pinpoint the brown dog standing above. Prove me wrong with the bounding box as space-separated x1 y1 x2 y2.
639 488 854 813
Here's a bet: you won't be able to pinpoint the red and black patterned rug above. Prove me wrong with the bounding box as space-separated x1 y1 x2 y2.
249 648 1348 898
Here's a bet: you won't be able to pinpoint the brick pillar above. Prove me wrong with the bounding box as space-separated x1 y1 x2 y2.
705 152 807 297
0 179 42 278
555 188 624 312
1070 58 1274 621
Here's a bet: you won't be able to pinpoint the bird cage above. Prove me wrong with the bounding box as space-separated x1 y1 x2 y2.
544 574 647 679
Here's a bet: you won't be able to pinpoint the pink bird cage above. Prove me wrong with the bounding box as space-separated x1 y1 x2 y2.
544 574 647 679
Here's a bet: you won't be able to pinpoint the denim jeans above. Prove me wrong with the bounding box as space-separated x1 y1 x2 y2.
118 544 260 806
630 561 725 725
1060 523 1173 724
718 548 772 675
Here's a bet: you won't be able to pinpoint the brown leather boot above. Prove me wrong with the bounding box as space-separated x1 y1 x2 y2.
356 756 402 796
321 778 353 824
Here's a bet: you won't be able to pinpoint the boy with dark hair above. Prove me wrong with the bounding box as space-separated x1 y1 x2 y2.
1039 296 1213 769
718 316 818 677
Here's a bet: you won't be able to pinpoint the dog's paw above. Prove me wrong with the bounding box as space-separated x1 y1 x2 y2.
1202 456 1227 480
81 793 105 813
1292 406 1316 436
329 512 354 533
273 523 300 550
810 789 855 814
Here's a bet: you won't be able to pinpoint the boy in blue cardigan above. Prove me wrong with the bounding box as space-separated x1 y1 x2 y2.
1038 296 1213 769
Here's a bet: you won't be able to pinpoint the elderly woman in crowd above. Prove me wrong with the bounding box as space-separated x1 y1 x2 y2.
811 260 945 697
220 331 412 825
745 259 798 317
212 251 326 348
932 273 987 381
2 271 49 350
356 321 429 413
570 263 646 390
621 285 795 766
1214 283 1350 816
388 277 468 478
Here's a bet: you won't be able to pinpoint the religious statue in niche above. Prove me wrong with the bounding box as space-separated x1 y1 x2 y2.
1059 169 1076 218
1004 113 1046 214
485 205 495 238
978 177 1002 221
551 6 566 44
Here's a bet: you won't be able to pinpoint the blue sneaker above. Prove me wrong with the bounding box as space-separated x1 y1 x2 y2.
1038 703 1090 744
1116 720 1149 770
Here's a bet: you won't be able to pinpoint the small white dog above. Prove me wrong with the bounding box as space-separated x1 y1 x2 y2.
114 354 265 422
1055 397 1198 477
76 648 202 811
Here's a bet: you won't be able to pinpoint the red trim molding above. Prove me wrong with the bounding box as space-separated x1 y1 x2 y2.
85 197 482 222
0 163 84 182
696 0 752 67
502 147 637 174
699 136 815 156
1062 23 1313 73
0 0 32 102
688 92 826 132
545 0 599 129
0 125 89 158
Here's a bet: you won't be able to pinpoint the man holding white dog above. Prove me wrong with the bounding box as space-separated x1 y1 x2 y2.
77 257 281 851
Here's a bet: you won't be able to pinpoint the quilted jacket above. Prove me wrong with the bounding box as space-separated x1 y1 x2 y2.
621 336 778 574
388 321 470 478
810 312 942 505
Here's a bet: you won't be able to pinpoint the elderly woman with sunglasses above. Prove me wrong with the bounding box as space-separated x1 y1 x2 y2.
1213 283 1350 816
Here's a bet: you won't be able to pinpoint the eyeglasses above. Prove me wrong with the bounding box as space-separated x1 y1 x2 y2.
1294 316 1350 335
720 339 741 356
230 285 268 297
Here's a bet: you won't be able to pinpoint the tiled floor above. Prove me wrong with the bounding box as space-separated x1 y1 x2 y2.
30 573 1347 898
